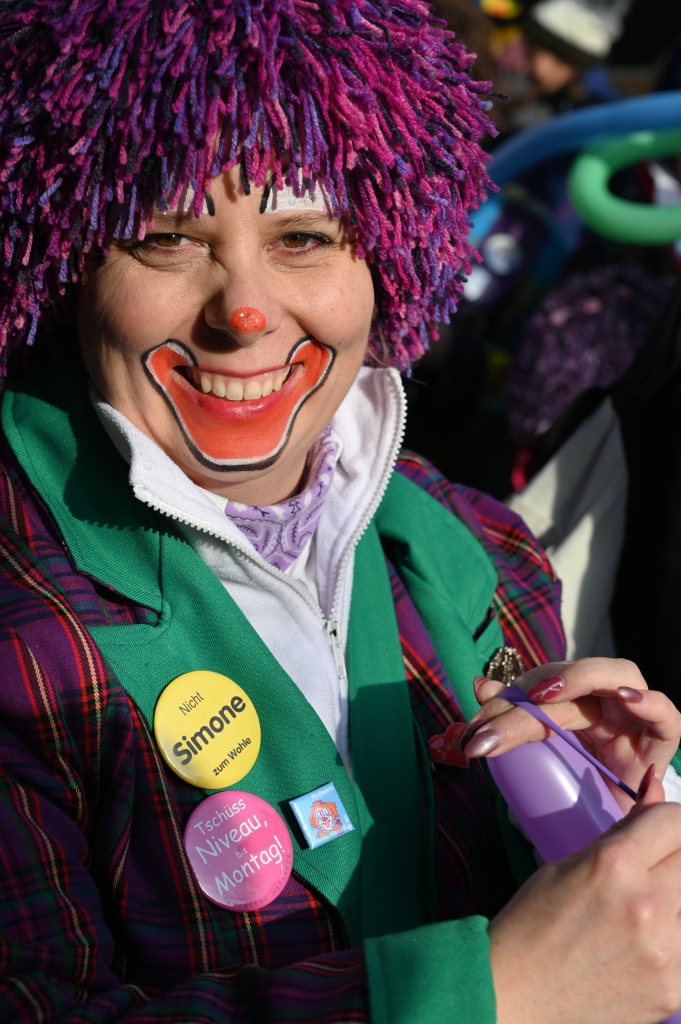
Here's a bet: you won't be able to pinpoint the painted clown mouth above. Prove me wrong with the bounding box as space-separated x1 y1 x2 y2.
143 338 335 471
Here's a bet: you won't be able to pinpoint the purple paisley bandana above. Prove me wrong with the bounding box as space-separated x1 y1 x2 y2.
223 428 338 571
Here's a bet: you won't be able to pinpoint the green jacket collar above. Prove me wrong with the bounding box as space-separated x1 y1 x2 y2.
3 358 163 610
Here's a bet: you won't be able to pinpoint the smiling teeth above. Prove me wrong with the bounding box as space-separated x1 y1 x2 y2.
191 366 291 401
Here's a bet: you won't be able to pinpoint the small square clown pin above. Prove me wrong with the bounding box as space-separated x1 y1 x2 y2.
289 782 355 850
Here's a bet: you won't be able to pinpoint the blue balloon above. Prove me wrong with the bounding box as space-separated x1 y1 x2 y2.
488 91 681 186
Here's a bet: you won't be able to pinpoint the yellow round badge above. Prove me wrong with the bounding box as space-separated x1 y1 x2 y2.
154 671 261 789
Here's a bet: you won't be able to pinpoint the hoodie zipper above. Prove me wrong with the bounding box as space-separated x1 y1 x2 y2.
320 372 407 673
132 371 406 681
323 620 347 680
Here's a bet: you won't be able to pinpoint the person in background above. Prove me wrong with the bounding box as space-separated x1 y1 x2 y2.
523 0 626 113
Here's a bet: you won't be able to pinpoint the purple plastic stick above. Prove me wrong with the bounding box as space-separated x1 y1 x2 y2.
501 684 638 801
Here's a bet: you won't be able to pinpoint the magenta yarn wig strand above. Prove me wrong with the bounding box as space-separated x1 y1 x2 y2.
0 0 494 373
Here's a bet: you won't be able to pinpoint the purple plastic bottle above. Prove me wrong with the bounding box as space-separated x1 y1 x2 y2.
488 732 681 1023
487 730 622 861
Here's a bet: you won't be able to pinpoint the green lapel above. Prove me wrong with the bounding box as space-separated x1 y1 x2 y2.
3 362 163 610
2 360 432 943
374 470 504 722
375 471 540 886
349 521 435 936
89 530 368 944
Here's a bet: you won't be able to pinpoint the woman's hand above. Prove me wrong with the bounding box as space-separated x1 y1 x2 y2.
490 774 681 1024
463 659 681 808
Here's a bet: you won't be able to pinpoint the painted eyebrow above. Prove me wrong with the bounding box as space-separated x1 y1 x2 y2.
266 212 337 231
145 211 333 233
144 219 211 236
149 196 215 224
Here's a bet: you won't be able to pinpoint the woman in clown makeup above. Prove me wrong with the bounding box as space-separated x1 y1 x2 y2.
2 3 681 1024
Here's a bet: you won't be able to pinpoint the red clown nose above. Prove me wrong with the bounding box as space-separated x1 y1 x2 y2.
229 307 267 334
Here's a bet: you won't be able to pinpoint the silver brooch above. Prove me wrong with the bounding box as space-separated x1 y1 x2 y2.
487 646 524 686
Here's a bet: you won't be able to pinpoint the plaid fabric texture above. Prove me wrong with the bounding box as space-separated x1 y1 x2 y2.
395 452 565 670
0 440 564 1023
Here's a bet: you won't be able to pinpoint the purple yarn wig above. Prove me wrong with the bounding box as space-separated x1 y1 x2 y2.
0 0 494 375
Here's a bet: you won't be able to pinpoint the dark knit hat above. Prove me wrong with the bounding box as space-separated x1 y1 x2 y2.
524 0 630 66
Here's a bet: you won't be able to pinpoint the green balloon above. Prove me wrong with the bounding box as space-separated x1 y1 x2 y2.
568 128 681 244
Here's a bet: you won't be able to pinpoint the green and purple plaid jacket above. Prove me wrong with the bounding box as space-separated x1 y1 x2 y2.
0 416 564 1023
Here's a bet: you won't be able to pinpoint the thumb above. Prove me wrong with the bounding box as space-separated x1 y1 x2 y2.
595 766 665 846
628 764 665 820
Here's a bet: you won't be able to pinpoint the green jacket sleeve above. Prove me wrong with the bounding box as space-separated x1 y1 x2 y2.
365 917 496 1024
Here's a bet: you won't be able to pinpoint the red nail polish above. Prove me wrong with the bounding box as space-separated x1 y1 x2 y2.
527 675 565 701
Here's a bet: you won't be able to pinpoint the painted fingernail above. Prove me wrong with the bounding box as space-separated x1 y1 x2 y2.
464 728 502 757
460 718 490 749
637 763 655 801
618 686 645 703
527 675 565 702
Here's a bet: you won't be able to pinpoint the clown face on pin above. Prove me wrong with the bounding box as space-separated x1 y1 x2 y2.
310 799 343 838
77 171 373 505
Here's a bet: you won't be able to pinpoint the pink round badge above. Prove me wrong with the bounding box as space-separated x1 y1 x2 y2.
184 791 293 911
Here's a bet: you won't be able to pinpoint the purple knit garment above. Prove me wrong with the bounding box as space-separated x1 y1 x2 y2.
507 264 671 444
223 428 337 572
